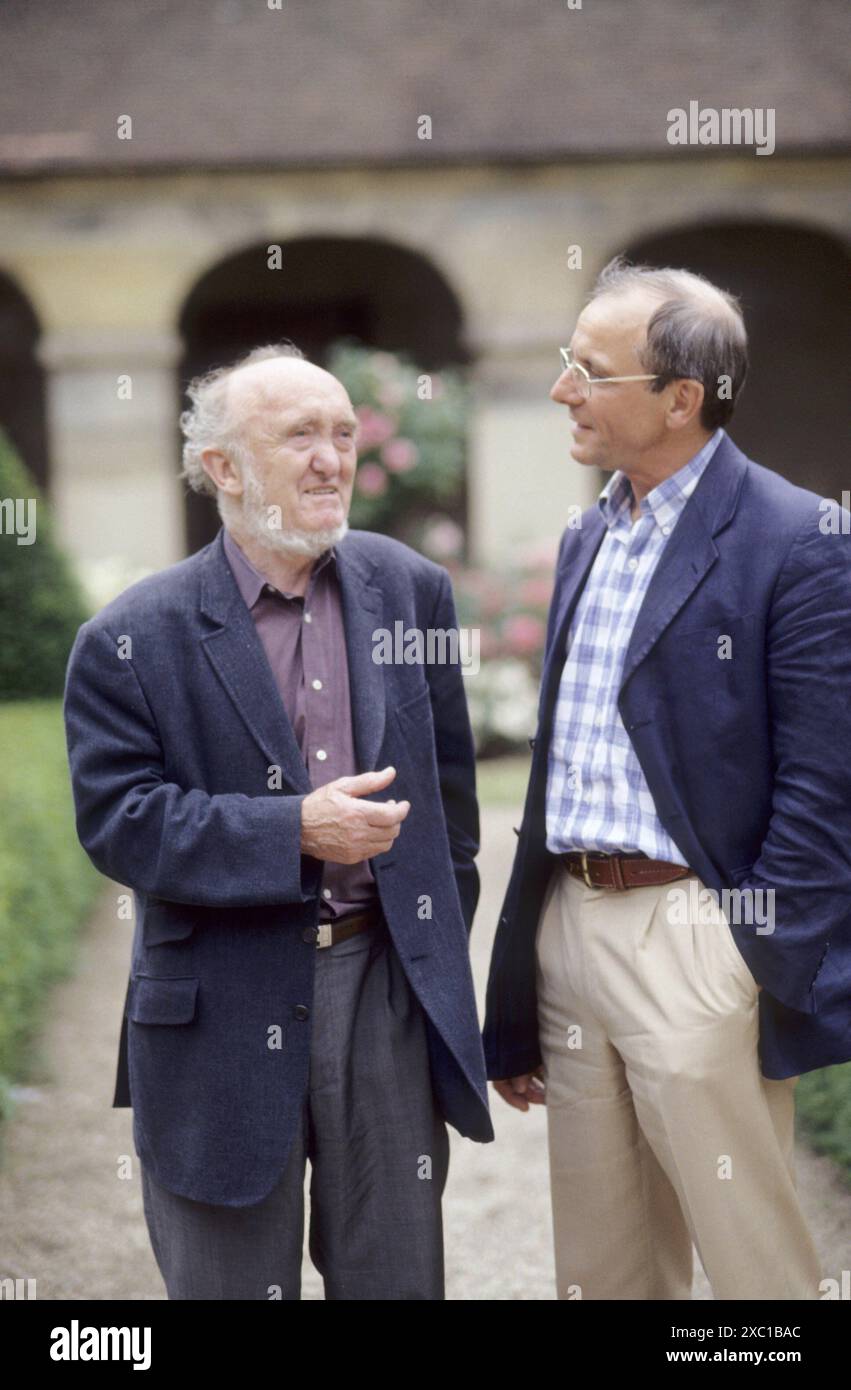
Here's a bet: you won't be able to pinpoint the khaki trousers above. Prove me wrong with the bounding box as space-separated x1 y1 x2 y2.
535 863 824 1300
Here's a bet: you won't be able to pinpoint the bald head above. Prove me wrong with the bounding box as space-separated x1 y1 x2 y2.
224 354 352 430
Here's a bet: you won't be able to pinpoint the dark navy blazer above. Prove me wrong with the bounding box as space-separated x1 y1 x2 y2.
484 434 851 1082
64 526 494 1207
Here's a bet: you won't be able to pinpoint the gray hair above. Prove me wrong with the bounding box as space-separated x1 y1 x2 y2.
588 256 748 429
178 341 305 501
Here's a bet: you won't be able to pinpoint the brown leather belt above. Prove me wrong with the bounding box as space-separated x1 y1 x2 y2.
560 851 692 891
315 904 383 948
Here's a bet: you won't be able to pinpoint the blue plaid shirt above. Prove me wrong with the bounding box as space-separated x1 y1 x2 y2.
545 428 725 863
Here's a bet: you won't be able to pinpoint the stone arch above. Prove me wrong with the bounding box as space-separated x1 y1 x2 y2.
0 269 48 491
177 235 470 553
608 220 850 499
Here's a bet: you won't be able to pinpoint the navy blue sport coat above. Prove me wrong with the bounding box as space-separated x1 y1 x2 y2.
484 434 851 1083
64 526 494 1207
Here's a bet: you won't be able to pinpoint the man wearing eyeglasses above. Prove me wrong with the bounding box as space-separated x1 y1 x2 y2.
483 255 851 1299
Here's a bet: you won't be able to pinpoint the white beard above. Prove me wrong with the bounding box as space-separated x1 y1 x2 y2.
231 462 349 558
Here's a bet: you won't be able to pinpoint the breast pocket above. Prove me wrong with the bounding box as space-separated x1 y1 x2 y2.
128 975 199 1025
673 613 762 707
395 686 432 725
393 686 439 791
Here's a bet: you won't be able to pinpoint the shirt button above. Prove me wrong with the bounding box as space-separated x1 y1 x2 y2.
304 612 312 624
662 524 671 536
316 748 328 761
294 1004 310 1021
311 678 323 690
322 888 332 901
596 712 605 727
628 557 639 571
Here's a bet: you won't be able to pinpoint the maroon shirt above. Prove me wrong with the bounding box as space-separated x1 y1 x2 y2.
223 528 378 920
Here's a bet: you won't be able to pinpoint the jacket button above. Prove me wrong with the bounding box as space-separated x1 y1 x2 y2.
294 1004 310 1021
302 926 318 943
528 736 537 749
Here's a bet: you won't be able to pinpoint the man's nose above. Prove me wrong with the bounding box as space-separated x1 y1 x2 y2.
310 437 342 471
550 372 584 405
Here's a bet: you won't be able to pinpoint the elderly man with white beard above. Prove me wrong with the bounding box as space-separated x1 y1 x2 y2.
63 343 493 1300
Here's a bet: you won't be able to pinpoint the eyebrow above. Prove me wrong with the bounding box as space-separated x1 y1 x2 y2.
284 415 358 431
575 351 611 377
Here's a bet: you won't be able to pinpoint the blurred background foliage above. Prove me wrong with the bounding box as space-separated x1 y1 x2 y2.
0 429 91 701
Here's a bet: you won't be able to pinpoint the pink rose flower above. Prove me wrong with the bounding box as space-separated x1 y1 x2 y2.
355 462 389 497
422 518 464 560
518 577 554 607
503 614 546 655
355 406 396 451
381 438 419 473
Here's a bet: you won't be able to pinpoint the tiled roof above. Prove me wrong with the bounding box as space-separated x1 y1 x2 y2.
1 0 848 174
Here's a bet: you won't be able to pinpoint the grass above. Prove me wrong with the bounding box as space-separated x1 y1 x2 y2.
0 700 101 1125
476 752 532 808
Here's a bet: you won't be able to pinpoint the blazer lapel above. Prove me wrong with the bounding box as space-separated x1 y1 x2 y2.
334 534 386 774
620 434 748 692
198 530 312 794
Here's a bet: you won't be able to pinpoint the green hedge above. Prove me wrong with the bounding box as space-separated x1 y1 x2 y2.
796 1065 851 1188
0 701 101 1123
0 427 90 700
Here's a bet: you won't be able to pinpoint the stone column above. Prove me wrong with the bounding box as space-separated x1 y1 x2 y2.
39 327 185 585
467 335 599 568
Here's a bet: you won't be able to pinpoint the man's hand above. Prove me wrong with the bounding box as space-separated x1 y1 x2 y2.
300 765 410 864
492 1068 546 1112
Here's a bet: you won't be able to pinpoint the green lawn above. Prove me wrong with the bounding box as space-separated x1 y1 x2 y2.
0 700 101 1122
476 753 532 808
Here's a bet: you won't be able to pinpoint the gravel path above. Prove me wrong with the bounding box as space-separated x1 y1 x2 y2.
1 808 848 1300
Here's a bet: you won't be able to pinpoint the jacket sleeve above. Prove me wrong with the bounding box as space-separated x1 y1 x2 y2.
63 618 314 908
424 567 480 932
738 507 851 1010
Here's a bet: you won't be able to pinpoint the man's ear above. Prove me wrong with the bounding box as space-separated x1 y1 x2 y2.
201 447 243 497
665 378 705 432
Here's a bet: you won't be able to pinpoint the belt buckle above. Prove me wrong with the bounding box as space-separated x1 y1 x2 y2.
316 921 333 949
580 851 595 889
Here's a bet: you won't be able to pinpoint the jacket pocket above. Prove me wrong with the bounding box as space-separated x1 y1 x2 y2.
128 975 199 1025
395 686 432 725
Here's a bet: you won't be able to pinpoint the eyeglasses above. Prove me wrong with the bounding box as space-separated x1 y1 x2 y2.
558 347 660 401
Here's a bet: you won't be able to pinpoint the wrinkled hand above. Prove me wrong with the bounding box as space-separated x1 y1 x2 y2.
300 765 410 864
492 1068 546 1112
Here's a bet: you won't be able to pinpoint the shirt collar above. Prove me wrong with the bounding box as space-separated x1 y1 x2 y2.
223 527 336 608
598 428 725 534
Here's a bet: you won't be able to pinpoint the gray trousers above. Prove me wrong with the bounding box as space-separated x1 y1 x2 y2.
140 917 450 1299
